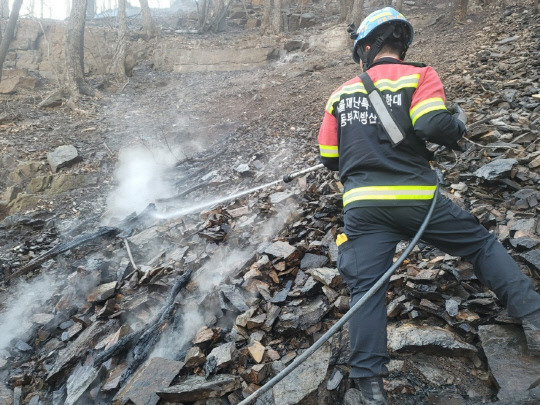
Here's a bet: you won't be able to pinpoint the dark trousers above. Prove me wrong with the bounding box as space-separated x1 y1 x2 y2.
338 195 540 378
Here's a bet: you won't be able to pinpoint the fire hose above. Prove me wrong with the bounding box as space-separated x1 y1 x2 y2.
238 173 439 405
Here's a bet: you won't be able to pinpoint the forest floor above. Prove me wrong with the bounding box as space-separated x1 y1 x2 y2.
0 0 539 404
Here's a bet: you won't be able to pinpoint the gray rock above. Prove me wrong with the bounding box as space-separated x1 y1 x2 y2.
519 249 540 275
113 357 184 405
47 320 118 382
220 285 251 312
509 237 539 250
474 158 517 180
86 281 117 303
65 365 99 405
299 276 319 295
300 253 329 269
30 313 55 326
306 267 342 287
47 145 82 172
264 241 298 261
327 368 343 390
184 346 206 368
321 230 338 264
206 342 237 370
343 388 363 405
387 323 477 355
48 173 93 194
270 280 292 304
15 340 32 352
271 342 331 405
445 299 460 317
275 297 329 333
235 163 250 174
284 40 304 52
157 374 241 402
510 218 536 234
502 89 517 103
413 355 456 385
270 191 293 204
496 36 520 45
478 324 540 402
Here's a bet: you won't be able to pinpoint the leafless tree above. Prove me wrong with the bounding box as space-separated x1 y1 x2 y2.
86 0 96 19
198 0 233 32
395 0 403 11
453 0 469 22
65 0 94 97
109 0 127 80
0 0 24 83
348 0 364 26
260 0 282 34
534 0 538 13
139 0 157 39
338 0 363 25
0 0 9 18
338 0 348 22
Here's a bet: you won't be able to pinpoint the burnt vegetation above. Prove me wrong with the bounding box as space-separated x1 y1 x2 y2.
0 0 539 404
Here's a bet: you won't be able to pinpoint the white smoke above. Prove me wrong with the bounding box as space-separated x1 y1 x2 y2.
104 146 177 222
150 247 254 359
0 274 57 350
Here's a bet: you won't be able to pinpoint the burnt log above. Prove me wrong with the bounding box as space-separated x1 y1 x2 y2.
6 227 120 282
93 268 193 380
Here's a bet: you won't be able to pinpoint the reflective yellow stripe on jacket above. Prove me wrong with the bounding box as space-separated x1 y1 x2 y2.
325 74 420 115
343 185 437 206
410 97 446 125
319 144 339 158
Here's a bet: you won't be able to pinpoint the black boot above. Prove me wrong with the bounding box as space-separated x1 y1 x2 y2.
523 310 540 356
352 376 388 405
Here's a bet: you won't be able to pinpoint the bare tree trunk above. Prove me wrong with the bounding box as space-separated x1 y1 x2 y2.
0 0 24 83
139 0 157 39
65 0 94 97
109 0 127 80
534 0 538 14
197 0 208 30
260 0 282 34
348 0 363 26
260 0 271 34
212 0 232 32
338 0 349 22
271 0 281 33
453 0 468 22
395 0 403 12
27 0 35 17
86 0 95 19
0 0 9 18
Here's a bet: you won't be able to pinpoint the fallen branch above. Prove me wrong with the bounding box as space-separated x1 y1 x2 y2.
5 227 120 282
123 238 139 271
93 267 193 372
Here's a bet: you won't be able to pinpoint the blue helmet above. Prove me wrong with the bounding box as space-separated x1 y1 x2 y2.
352 7 414 67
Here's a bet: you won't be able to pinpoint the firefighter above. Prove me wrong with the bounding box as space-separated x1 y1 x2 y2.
318 7 540 404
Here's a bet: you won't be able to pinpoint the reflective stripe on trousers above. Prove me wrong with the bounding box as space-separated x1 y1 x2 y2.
343 185 437 207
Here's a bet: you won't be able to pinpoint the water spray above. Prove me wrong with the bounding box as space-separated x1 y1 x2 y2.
152 164 325 220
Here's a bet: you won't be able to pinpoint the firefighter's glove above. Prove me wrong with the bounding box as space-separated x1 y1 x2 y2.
451 103 467 126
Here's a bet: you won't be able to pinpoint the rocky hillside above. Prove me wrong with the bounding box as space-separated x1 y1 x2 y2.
0 1 539 404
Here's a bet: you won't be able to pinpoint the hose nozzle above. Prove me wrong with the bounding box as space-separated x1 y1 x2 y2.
282 164 324 183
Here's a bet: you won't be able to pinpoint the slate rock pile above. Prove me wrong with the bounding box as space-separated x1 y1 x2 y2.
1 4 539 405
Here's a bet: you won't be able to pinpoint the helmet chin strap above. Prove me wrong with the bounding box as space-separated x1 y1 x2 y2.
358 24 405 72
